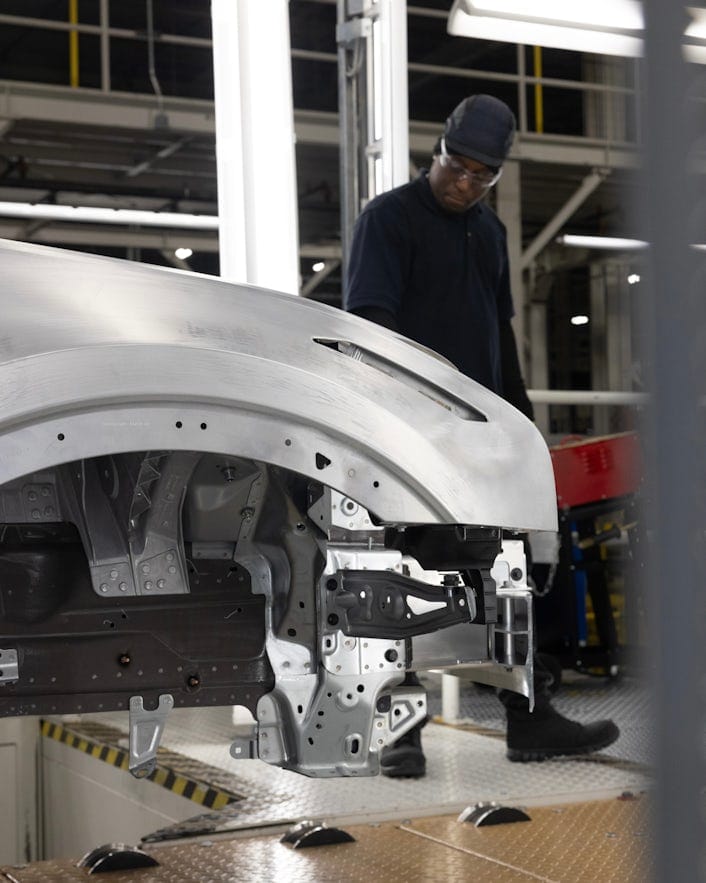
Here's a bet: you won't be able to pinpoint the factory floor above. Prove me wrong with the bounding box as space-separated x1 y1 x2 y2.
2 672 652 882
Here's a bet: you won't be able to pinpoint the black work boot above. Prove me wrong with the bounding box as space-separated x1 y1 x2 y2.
499 656 619 762
502 698 620 762
380 720 426 778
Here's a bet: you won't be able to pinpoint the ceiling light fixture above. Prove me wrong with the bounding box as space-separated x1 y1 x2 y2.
448 0 644 56
0 202 218 230
571 315 590 326
448 1 706 62
174 247 193 260
558 234 649 250
559 235 706 251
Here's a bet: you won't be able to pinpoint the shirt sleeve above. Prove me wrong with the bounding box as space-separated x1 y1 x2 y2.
343 195 412 319
349 305 399 331
499 319 534 420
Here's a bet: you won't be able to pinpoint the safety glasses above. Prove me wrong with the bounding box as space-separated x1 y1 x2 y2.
439 137 502 189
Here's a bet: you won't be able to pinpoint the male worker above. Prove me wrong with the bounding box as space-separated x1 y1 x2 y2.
344 94 619 778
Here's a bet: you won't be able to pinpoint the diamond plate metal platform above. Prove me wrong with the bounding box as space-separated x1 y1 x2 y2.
64 673 650 839
0 796 651 882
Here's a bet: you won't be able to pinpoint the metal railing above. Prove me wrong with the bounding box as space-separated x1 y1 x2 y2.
0 4 641 149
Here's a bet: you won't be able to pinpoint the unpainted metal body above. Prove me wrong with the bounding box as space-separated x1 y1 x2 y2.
0 240 556 777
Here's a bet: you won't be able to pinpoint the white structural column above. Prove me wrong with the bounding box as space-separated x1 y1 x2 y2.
211 0 299 293
371 0 410 195
337 0 409 271
495 160 525 369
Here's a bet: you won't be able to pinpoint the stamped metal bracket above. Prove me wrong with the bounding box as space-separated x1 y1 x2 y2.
0 648 18 684
128 693 174 778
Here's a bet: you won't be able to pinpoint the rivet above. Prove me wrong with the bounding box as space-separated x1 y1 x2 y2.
144 581 153 590
100 584 108 593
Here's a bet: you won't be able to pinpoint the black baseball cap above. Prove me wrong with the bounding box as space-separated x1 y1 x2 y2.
443 94 516 168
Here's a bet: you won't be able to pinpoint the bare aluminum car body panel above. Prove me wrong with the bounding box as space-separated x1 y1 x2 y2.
0 239 555 530
0 240 557 777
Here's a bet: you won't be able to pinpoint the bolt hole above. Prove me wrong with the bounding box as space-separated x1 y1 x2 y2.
200 422 207 430
356 684 364 693
327 614 339 626
308 737 314 746
326 578 338 591
299 601 305 609
297 705 303 714
287 628 297 637
285 438 292 446
373 480 379 488
175 421 182 428
350 738 360 755
315 452 332 470
318 710 324 716
57 433 65 441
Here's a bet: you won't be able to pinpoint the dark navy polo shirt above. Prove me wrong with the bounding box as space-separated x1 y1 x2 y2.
344 171 514 394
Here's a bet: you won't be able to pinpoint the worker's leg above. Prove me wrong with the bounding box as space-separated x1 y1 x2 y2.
499 654 619 762
380 672 428 778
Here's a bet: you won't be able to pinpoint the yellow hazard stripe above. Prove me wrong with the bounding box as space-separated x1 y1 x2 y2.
39 718 238 810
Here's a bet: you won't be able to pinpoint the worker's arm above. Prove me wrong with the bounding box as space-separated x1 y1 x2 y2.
499 319 534 420
344 196 411 321
348 305 398 331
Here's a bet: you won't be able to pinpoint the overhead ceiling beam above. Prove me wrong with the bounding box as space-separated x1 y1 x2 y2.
520 168 610 269
0 80 640 170
124 137 191 178
0 220 342 263
0 221 219 251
